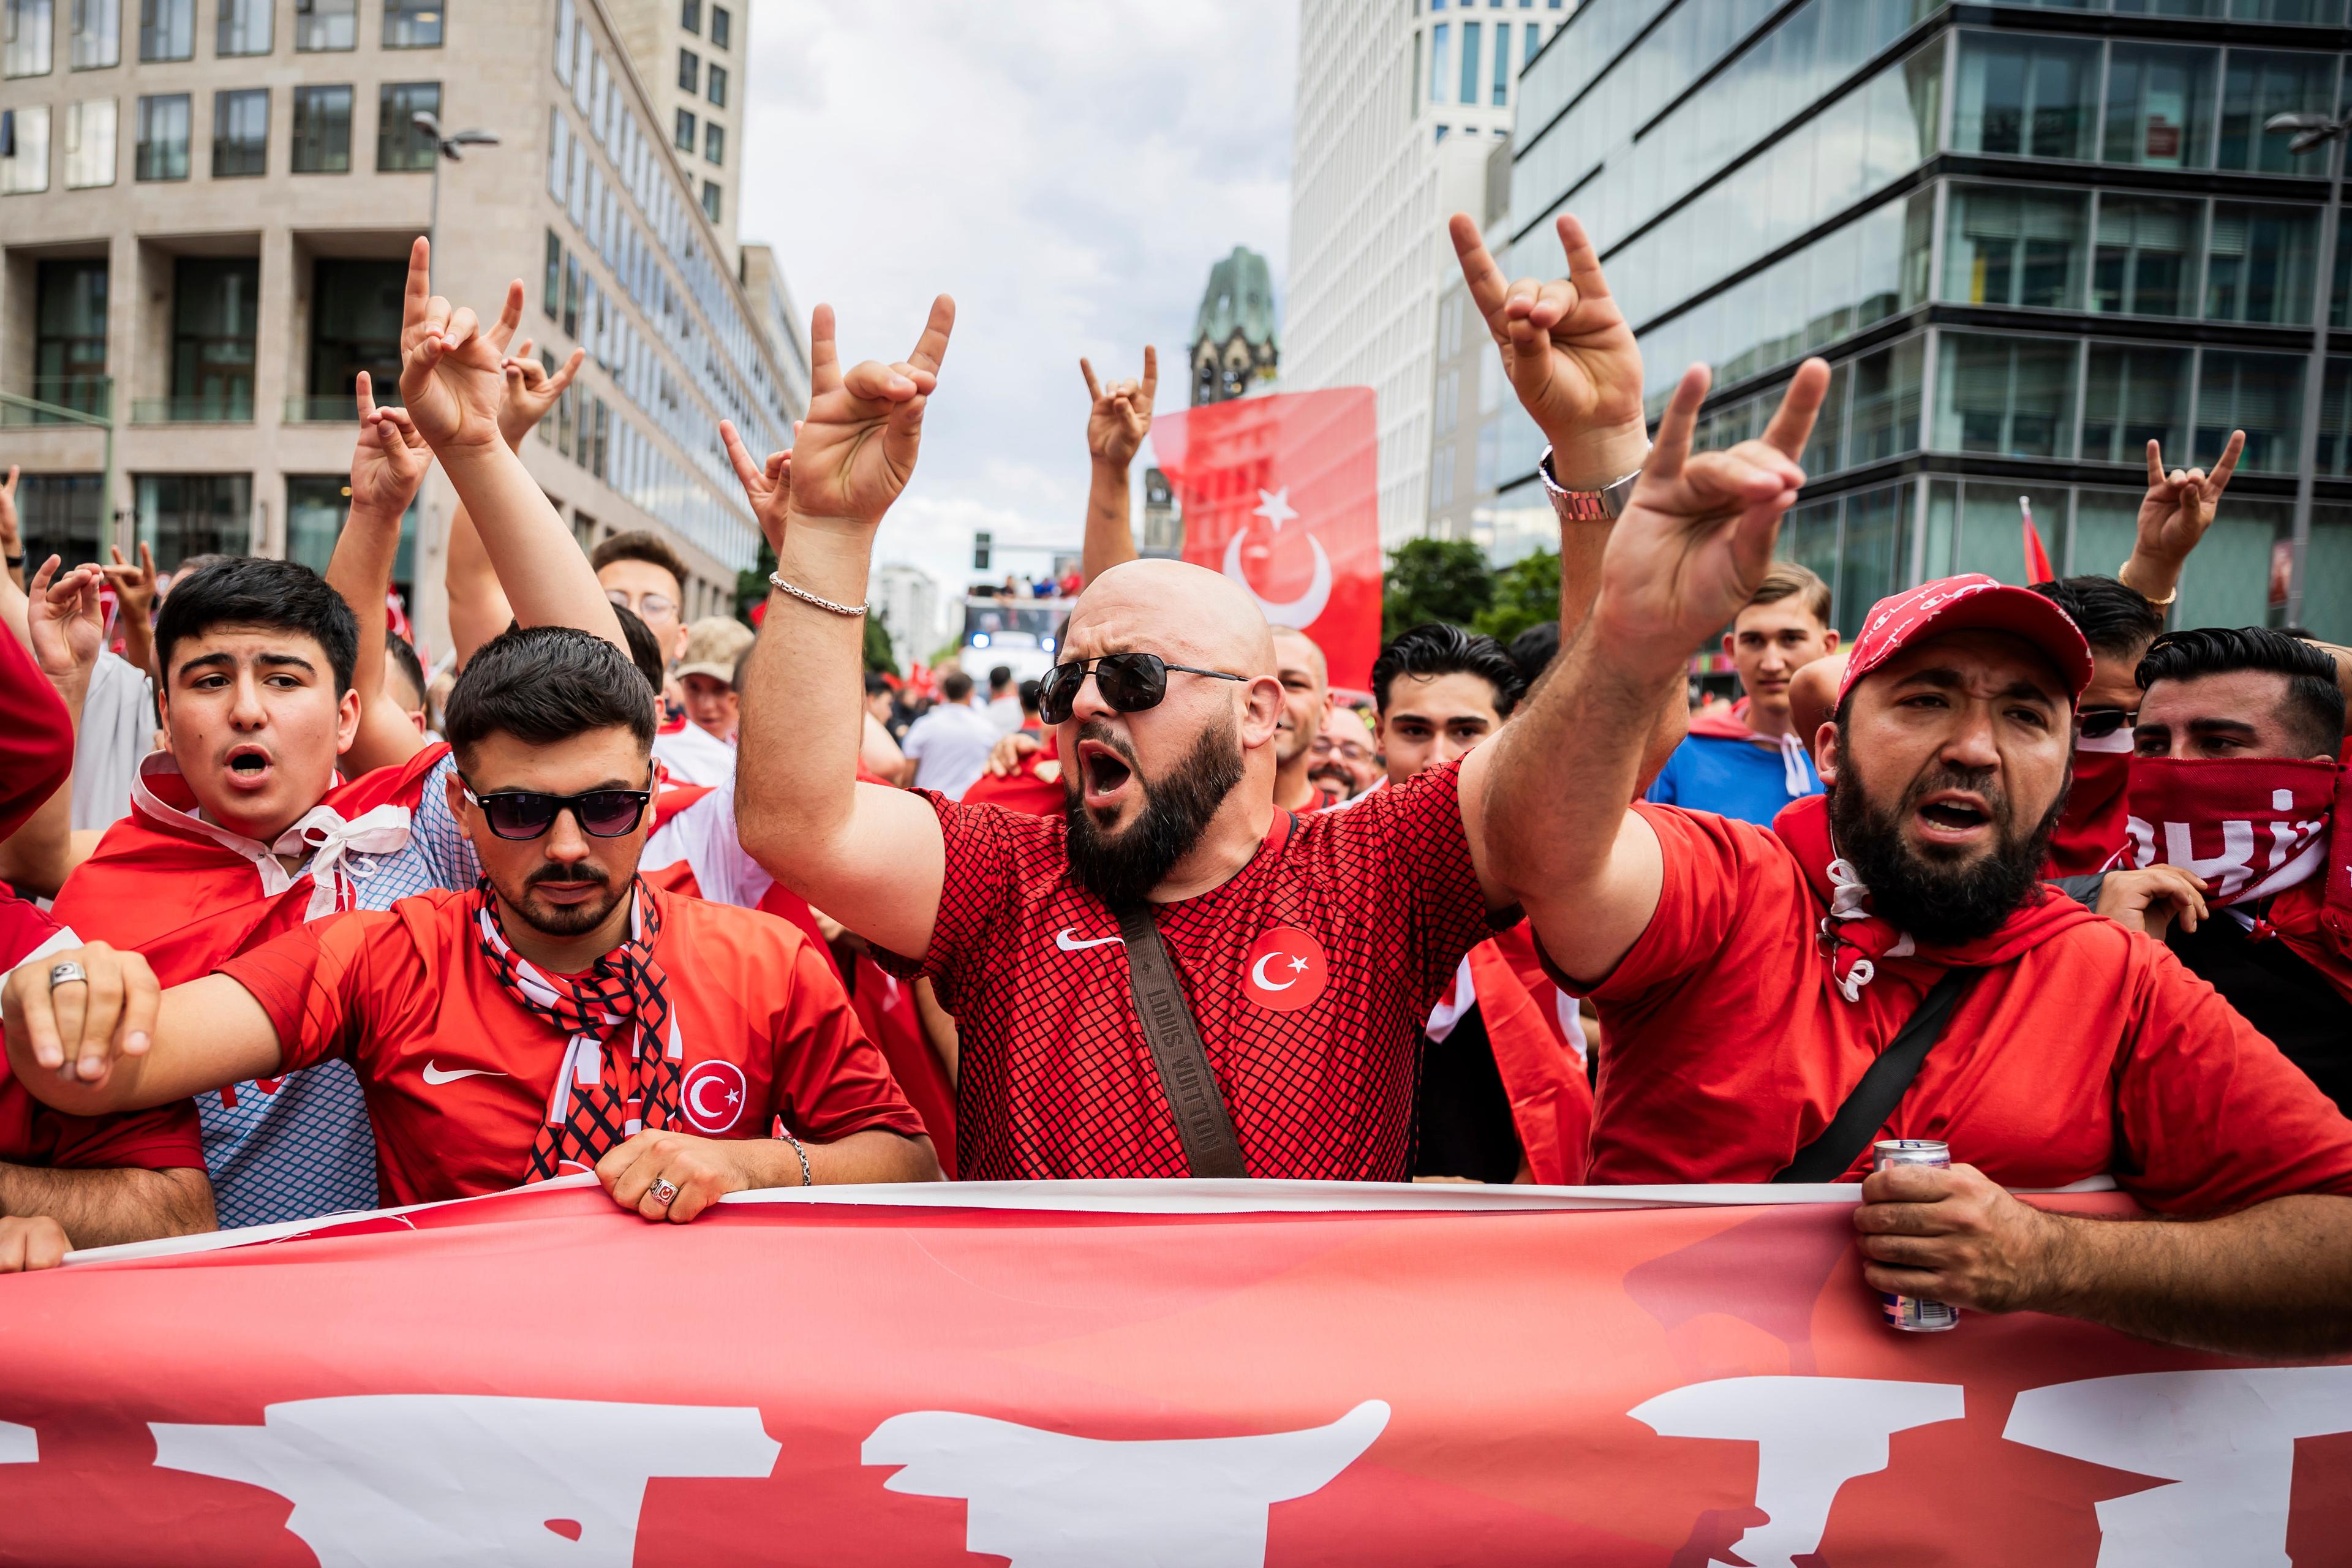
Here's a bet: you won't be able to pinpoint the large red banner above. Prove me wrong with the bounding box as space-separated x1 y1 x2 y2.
1153 390 1382 691
2 1180 2348 1565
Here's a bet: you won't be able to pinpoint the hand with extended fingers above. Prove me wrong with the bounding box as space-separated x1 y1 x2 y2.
1450 212 1649 490
1082 347 1156 472
100 540 159 627
25 555 105 705
349 371 431 524
776 298 955 533
498 336 586 451
720 418 802 556
2124 432 2244 600
1597 358 1831 666
397 238 527 454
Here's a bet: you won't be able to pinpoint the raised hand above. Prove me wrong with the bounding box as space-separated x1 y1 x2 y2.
101 540 159 627
1596 358 1829 666
24 555 105 701
2125 432 2244 598
349 371 431 522
499 336 586 451
1081 347 1156 471
720 418 799 556
396 236 514 453
784 298 955 533
1450 212 1648 488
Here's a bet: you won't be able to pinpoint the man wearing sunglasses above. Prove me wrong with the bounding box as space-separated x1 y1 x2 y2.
6 627 940 1220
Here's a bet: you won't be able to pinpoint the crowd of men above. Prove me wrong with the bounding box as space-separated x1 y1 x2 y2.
1 216 2348 1360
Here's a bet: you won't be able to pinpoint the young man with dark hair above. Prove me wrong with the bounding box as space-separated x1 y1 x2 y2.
385 634 429 735
985 665 1022 734
6 627 940 1219
48 242 627 1228
2030 574 2166 875
1507 620 1560 691
1646 562 1834 826
900 669 998 800
590 530 692 668
1370 622 1523 787
2075 626 2352 1113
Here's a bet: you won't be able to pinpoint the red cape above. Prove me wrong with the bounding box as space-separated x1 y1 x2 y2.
1476 924 1593 1185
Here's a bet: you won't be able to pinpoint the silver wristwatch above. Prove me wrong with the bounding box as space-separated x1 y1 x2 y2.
1538 450 1645 521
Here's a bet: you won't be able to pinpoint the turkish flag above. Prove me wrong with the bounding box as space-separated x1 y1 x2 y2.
1153 389 1381 690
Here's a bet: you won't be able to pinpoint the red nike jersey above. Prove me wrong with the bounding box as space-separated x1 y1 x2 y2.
219 886 927 1207
875 758 1506 1180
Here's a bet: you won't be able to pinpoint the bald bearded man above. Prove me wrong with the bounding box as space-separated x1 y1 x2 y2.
728 295 1637 1180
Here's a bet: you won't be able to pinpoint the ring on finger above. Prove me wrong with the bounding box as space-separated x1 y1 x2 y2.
647 1177 680 1208
48 961 88 990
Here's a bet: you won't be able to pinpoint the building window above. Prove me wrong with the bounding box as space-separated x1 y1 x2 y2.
705 61 725 107
383 0 442 48
1932 330 2080 461
132 91 186 179
2092 195 2201 319
169 257 260 420
136 0 189 60
1847 336 1926 466
214 0 266 55
211 88 267 176
1 104 49 190
677 46 696 92
62 96 113 186
674 105 694 151
544 228 561 319
1491 16 1507 104
2206 203 2319 326
69 0 116 68
6 0 55 77
679 0 698 31
136 473 252 568
375 81 439 171
1411 28 1420 116
699 176 720 223
562 251 579 337
16 473 104 573
2102 43 2215 171
308 258 404 418
2199 350 2304 473
2220 50 2339 175
703 119 722 165
290 84 351 172
1431 21 1449 105
2082 344 2192 466
1940 184 2089 311
1951 33 2099 162
709 4 728 49
292 0 355 51
1459 20 1479 106
1521 21 1537 73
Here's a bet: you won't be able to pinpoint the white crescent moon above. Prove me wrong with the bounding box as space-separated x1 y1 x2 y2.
1224 530 1332 629
1250 952 1298 991
688 1074 732 1123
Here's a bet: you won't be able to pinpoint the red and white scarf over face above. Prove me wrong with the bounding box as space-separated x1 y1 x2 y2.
2125 758 2339 907
473 879 682 1182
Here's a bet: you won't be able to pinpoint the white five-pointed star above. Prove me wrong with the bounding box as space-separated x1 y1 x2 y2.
1287 955 1310 973
1253 488 1298 532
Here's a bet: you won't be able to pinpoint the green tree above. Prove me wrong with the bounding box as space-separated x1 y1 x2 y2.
862 614 899 675
737 536 899 674
1382 537 1492 640
1473 548 1560 645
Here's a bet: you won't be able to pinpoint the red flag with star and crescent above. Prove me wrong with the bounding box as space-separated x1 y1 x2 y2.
1152 388 1381 690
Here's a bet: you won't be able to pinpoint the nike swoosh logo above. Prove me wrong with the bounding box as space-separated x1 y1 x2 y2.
421 1061 510 1085
1055 928 1125 952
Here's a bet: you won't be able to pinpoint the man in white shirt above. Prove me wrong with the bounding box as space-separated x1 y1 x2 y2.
901 671 1000 800
984 665 1023 733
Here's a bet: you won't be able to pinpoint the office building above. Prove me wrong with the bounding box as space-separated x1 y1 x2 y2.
1427 136 1523 546
1190 244 1280 405
0 0 802 660
872 562 941 665
1496 0 2352 641
1140 466 1180 557
1287 0 1571 546
606 0 742 265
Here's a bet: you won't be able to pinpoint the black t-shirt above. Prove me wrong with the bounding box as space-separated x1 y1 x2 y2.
1411 1006 1524 1184
2170 916 2352 1116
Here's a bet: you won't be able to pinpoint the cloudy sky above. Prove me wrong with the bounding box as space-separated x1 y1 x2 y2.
737 2 1296 644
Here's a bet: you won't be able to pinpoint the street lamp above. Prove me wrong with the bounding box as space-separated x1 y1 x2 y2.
411 111 500 288
2264 109 2346 630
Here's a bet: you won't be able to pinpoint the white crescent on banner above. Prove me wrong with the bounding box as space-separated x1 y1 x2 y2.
1249 953 1298 992
1224 531 1332 630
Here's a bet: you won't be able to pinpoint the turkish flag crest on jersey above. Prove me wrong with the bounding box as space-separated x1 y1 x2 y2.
1152 388 1381 690
1242 924 1329 1012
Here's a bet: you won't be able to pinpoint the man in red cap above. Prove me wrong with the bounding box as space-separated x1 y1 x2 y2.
1484 356 2352 1357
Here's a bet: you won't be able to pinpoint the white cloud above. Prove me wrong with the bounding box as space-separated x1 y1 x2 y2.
738 0 1296 642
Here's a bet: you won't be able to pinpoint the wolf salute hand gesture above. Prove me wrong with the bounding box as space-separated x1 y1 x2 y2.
397 238 512 453
775 298 956 533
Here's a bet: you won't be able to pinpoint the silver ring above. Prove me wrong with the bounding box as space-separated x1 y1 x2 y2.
47 962 87 990
647 1177 680 1207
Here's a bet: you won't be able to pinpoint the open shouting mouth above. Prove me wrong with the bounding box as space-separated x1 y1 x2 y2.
221 743 276 793
1077 737 1136 813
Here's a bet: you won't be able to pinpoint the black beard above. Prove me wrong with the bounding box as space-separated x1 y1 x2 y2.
1064 716 1245 908
1828 725 2065 946
502 861 627 938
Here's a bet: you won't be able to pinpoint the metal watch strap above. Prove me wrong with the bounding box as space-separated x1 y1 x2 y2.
1539 450 1645 521
1114 903 1248 1178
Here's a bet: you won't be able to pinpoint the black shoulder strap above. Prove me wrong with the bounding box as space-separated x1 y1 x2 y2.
1771 967 1980 1184
1115 904 1248 1178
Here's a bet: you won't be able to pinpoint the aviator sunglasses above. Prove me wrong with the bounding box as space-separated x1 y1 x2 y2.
1036 652 1247 725
459 778 654 841
2078 706 2137 740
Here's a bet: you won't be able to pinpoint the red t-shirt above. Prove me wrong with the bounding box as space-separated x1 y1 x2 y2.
876 759 1505 1180
960 733 1066 817
220 887 927 1207
1580 805 2352 1212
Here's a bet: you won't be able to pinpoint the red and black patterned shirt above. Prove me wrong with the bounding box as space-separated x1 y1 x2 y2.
876 758 1506 1180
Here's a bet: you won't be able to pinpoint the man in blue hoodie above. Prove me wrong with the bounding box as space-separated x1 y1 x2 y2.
1646 562 1836 825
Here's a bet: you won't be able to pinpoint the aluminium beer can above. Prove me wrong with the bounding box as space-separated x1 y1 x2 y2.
1872 1139 1959 1333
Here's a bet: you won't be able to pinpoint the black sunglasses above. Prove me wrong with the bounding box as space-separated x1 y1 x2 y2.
2078 706 2137 739
459 779 652 841
1036 653 1247 725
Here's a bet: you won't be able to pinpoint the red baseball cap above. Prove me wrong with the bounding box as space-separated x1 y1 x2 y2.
1838 573 2095 707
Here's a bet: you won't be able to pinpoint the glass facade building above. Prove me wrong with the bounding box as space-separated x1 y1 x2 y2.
1497 0 2352 641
